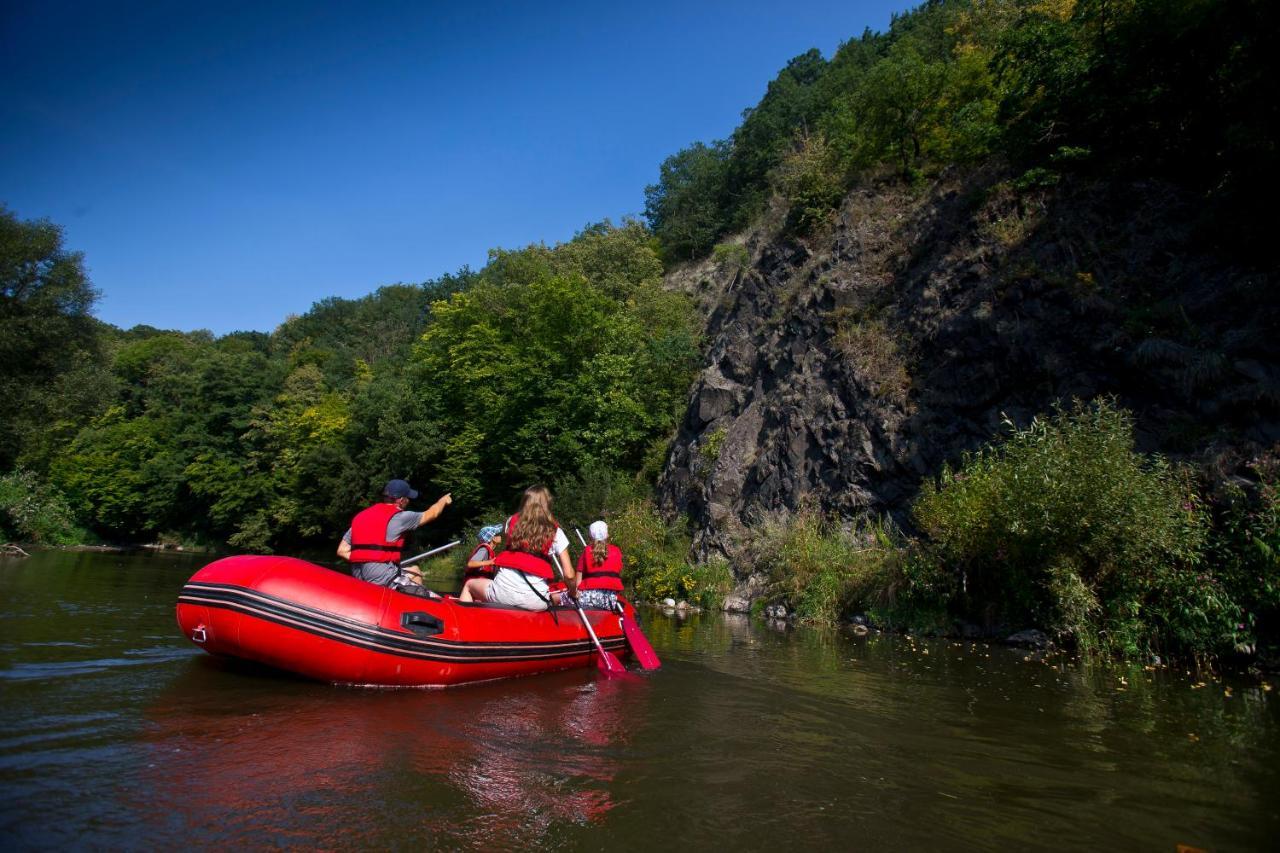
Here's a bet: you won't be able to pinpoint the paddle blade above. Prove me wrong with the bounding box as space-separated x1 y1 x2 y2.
620 616 662 671
596 650 627 677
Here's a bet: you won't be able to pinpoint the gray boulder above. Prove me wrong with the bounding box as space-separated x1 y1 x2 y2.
1004 629 1050 649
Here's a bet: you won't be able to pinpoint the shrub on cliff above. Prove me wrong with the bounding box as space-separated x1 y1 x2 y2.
913 399 1234 655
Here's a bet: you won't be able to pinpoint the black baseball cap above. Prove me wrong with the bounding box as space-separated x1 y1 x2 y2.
383 479 418 499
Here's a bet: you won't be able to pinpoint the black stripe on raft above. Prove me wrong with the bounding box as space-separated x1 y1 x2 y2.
178 583 626 664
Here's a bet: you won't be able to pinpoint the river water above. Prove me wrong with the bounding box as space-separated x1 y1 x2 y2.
1 550 1276 850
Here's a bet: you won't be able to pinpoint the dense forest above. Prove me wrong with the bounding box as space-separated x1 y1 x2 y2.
0 212 697 551
3 0 1277 659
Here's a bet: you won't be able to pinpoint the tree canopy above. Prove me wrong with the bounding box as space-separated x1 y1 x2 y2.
645 0 1277 256
1 215 698 551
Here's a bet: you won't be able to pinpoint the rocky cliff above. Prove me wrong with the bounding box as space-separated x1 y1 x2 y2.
657 167 1279 562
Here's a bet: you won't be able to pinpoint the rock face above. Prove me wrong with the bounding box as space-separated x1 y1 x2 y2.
658 170 1279 564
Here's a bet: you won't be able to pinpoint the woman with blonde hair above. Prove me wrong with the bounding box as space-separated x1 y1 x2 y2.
458 485 576 610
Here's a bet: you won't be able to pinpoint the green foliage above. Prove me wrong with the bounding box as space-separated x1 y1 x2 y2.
745 505 902 625
551 462 645 534
410 222 699 511
644 142 732 263
606 498 729 608
51 406 185 537
10 215 696 553
0 468 86 545
1210 453 1280 654
229 363 354 547
698 427 726 463
710 242 749 272
773 132 845 234
646 0 1275 261
913 399 1224 655
0 207 107 471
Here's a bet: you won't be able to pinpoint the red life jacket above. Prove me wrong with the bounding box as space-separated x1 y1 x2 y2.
463 542 497 581
493 513 557 580
348 503 404 563
577 544 624 591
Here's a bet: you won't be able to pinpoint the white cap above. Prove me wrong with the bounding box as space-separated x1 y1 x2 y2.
588 520 609 541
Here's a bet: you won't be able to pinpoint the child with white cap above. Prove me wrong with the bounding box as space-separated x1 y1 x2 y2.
575 520 624 610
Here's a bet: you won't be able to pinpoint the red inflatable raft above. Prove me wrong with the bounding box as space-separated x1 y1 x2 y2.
176 555 630 687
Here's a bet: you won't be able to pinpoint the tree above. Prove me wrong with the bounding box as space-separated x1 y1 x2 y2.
408 224 699 510
0 207 105 470
644 141 731 262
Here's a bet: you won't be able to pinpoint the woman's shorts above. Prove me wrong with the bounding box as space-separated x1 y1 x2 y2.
575 589 619 610
485 568 550 610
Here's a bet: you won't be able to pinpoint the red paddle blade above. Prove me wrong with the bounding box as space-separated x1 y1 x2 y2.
620 615 661 671
596 650 627 676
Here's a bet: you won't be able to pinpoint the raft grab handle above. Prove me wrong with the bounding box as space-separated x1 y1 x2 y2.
401 612 444 637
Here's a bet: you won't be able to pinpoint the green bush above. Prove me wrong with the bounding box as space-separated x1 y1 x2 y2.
552 462 645 533
744 505 901 624
1210 453 1280 654
773 132 845 235
607 498 730 607
0 468 87 545
913 399 1222 655
711 242 749 272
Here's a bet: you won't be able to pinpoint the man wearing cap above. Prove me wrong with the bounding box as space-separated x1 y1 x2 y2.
337 480 452 587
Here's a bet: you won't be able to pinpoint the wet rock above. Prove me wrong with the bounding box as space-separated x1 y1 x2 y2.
850 624 870 636
764 604 788 620
662 598 676 608
675 600 690 611
1004 629 1050 649
722 593 751 613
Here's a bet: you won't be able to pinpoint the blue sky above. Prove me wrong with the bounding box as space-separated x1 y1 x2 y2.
2 1 904 334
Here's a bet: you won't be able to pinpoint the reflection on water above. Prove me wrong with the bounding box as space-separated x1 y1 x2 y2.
1 550 1278 850
136 661 641 849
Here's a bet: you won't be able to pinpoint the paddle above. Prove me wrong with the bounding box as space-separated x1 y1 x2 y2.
571 590 627 677
551 534 624 677
399 540 461 568
575 528 661 671
393 540 462 595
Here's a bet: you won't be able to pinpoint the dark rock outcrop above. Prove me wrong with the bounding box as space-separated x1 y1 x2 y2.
659 170 1279 564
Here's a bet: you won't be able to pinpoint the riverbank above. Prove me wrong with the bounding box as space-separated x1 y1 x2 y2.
622 401 1279 668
